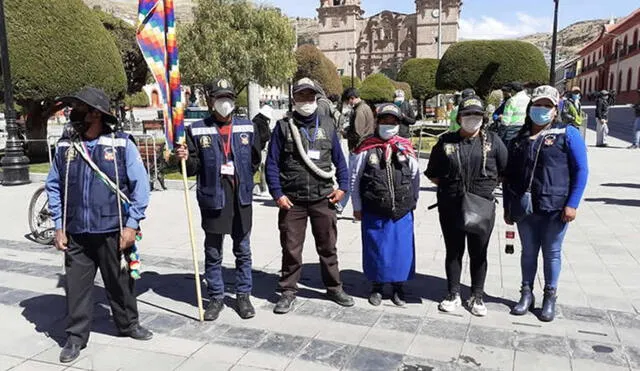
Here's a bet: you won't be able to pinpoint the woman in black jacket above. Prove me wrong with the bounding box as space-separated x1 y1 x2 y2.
426 95 508 317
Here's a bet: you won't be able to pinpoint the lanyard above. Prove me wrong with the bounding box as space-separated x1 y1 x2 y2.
300 117 319 148
218 119 233 162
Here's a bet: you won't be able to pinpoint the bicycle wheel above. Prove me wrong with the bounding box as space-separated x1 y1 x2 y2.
28 185 55 245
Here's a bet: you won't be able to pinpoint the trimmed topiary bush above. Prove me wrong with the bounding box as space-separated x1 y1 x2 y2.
295 44 342 96
436 40 548 97
360 73 396 104
341 75 362 91
397 58 439 100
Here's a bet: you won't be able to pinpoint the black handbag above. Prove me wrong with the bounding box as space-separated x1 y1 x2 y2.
506 136 544 223
456 144 495 236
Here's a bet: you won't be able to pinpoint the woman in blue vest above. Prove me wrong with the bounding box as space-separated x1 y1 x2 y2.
504 85 588 322
350 103 420 306
426 95 508 317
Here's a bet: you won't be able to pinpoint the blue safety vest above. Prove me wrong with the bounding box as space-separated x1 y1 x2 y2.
189 117 254 210
508 123 570 212
55 132 131 234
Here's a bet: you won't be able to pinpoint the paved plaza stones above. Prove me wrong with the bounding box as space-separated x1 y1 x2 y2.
0 127 639 370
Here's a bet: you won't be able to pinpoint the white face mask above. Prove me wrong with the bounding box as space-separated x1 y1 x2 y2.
294 101 317 117
460 116 483 133
214 98 235 118
378 124 399 140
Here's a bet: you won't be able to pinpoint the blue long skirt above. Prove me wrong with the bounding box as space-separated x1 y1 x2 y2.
362 211 416 283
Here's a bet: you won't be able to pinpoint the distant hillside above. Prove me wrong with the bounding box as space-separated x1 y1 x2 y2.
519 19 612 61
82 0 195 23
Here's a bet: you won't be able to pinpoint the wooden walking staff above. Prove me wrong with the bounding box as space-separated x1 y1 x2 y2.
136 0 204 321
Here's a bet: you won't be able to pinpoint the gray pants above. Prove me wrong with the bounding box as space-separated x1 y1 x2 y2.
596 118 608 146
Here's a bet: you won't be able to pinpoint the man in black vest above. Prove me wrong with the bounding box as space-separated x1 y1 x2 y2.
265 78 354 314
176 78 261 321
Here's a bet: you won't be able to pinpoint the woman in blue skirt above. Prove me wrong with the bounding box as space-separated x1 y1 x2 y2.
350 103 420 306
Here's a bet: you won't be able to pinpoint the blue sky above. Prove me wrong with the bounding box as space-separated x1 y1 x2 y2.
260 0 638 39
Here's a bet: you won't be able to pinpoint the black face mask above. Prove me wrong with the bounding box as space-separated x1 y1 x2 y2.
69 110 89 135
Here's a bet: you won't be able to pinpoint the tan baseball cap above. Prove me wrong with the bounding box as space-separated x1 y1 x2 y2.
531 85 560 106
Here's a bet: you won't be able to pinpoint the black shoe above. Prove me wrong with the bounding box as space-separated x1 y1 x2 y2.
59 341 84 363
511 285 535 316
628 144 638 149
540 286 557 322
236 293 255 319
119 324 153 341
274 292 296 314
368 292 382 306
391 285 406 307
204 298 225 321
326 289 355 307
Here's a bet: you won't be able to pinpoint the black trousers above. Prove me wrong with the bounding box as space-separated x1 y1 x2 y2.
277 199 342 293
438 203 494 297
65 232 139 346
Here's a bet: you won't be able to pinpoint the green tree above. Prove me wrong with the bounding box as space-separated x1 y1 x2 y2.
124 92 150 108
94 9 149 95
180 0 296 93
436 40 548 97
4 0 126 159
360 73 396 104
341 75 362 91
294 45 342 96
397 58 439 101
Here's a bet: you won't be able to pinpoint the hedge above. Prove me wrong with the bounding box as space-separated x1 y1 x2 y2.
341 75 362 91
397 58 439 99
360 73 396 104
435 40 548 97
295 45 342 96
5 0 127 102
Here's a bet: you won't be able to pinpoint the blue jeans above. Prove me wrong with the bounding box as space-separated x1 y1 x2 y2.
204 232 252 299
517 212 568 289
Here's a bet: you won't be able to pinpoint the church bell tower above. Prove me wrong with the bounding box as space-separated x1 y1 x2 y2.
317 0 363 77
415 0 462 59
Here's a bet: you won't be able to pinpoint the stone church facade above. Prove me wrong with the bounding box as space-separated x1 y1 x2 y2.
317 0 462 79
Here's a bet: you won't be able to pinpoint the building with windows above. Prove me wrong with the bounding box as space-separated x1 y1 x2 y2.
576 9 640 103
317 0 461 79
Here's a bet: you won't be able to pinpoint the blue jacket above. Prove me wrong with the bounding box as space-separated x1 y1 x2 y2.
505 123 588 213
184 117 255 210
46 131 150 234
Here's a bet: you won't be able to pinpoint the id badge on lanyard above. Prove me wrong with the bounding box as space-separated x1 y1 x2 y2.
302 117 320 160
220 120 234 176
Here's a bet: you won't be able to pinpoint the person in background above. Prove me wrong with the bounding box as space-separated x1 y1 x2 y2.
448 89 476 132
560 86 583 128
595 90 611 147
504 85 588 322
492 84 513 124
501 82 530 143
266 78 354 314
394 89 416 138
176 78 262 322
350 103 420 307
252 105 273 195
426 95 508 317
338 87 375 214
628 89 640 149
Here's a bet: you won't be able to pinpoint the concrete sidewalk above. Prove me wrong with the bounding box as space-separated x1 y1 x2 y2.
0 129 639 370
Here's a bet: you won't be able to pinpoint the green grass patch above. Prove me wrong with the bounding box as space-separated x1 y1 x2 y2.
30 162 51 173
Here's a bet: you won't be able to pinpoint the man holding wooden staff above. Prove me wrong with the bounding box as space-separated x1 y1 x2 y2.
176 78 261 321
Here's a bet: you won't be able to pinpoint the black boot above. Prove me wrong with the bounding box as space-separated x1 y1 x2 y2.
391 283 406 307
59 340 84 363
204 298 224 321
540 286 557 322
236 293 255 319
368 283 383 306
511 285 535 316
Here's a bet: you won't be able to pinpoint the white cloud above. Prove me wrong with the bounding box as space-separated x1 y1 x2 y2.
459 12 552 40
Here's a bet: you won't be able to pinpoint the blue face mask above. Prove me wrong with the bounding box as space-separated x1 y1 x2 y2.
529 106 555 126
572 94 580 101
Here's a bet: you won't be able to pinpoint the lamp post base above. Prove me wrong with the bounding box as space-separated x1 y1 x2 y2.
1 138 30 185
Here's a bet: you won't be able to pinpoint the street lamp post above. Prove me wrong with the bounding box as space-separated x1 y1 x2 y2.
549 0 560 85
350 54 355 88
0 0 29 185
614 39 622 92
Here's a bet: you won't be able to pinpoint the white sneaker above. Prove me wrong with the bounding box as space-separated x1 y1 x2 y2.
438 293 462 312
468 296 488 317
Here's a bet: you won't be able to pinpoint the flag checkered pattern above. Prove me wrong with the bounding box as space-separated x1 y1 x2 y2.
136 0 185 150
